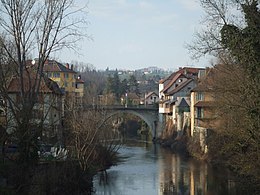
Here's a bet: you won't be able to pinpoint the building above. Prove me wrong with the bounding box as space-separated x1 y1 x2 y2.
43 59 84 108
144 91 159 105
6 69 64 143
159 67 204 115
190 68 217 152
43 60 77 94
75 75 85 107
158 67 206 138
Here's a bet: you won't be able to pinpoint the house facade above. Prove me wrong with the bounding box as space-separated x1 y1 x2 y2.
43 60 77 94
75 75 85 107
159 67 205 114
43 59 84 108
158 67 206 138
190 68 217 152
144 91 159 105
6 70 64 143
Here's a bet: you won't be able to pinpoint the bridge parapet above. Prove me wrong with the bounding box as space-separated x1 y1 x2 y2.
83 104 161 138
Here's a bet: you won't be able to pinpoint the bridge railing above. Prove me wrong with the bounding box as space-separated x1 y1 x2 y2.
83 104 158 110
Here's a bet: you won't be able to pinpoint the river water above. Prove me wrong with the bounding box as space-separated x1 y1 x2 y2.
93 141 252 195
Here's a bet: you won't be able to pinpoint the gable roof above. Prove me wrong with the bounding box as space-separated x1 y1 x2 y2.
177 98 189 107
8 69 62 95
43 60 76 73
145 91 158 98
165 79 194 95
161 73 187 93
159 67 204 84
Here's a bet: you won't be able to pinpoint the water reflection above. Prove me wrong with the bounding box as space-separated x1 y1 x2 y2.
93 142 247 195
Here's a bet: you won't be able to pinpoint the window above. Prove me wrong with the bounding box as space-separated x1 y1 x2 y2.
53 72 60 78
197 107 204 118
196 92 204 101
64 82 68 87
64 73 69 78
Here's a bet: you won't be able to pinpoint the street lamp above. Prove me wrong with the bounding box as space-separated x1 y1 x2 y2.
125 93 128 108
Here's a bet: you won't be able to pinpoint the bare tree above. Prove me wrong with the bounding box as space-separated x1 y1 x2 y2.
187 0 246 59
65 102 121 172
0 0 87 165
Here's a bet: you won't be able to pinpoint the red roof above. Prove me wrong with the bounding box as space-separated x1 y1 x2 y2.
160 67 204 84
43 60 76 73
8 69 62 94
161 73 187 93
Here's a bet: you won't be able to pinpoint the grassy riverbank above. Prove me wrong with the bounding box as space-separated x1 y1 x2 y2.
0 144 121 194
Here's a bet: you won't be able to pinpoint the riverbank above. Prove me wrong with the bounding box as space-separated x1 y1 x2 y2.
155 135 260 195
155 135 189 156
94 141 260 195
0 143 121 194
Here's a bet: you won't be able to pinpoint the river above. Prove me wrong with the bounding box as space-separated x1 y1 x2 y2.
93 141 254 195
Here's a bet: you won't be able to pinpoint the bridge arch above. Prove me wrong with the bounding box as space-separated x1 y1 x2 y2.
104 108 160 138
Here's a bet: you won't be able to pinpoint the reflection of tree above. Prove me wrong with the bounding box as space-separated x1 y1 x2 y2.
160 181 177 194
95 170 123 195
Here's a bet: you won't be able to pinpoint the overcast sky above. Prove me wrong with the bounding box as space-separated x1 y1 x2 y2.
57 0 213 70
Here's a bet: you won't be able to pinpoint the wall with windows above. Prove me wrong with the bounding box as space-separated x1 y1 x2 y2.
190 90 216 137
47 71 76 93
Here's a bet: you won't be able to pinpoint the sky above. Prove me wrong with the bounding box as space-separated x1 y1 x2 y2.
58 0 214 71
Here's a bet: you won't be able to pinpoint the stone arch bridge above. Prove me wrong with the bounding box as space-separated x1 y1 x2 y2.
84 105 162 138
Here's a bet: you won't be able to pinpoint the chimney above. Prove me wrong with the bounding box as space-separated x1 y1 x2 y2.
71 64 73 70
66 63 69 69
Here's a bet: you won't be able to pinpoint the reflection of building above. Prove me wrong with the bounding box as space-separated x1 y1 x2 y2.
157 147 209 195
158 148 190 194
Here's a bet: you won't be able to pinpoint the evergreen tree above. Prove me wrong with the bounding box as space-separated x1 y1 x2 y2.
128 75 140 96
